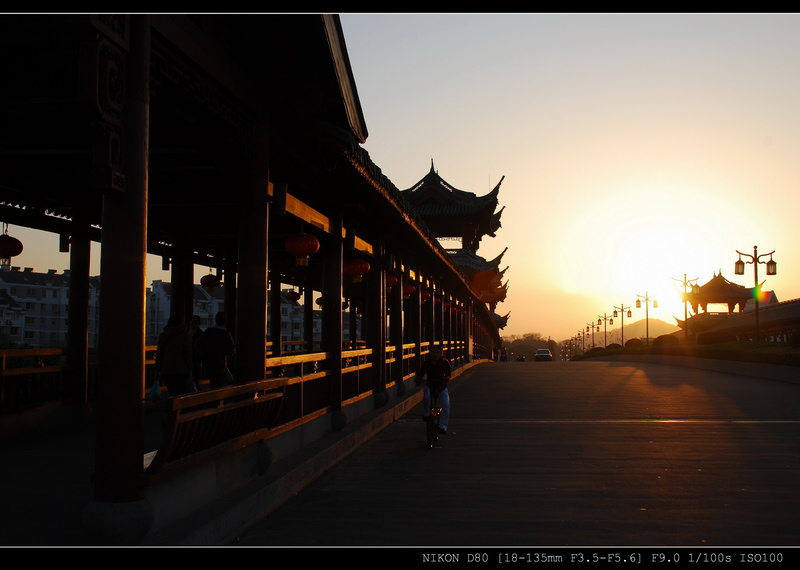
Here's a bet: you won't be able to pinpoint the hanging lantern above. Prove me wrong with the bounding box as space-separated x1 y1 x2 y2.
0 224 23 267
734 255 745 275
315 296 324 307
200 273 222 292
766 255 777 276
343 258 370 283
421 289 431 303
285 233 320 267
285 290 301 302
402 283 416 300
385 273 399 289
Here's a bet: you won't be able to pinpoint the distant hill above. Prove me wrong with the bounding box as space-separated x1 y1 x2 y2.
599 318 680 343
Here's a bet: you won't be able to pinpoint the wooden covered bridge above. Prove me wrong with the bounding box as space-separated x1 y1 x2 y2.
0 15 506 543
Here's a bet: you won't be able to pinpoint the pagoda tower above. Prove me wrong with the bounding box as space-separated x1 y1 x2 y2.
401 160 509 317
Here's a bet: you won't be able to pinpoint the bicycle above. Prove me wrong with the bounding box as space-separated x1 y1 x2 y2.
425 389 443 449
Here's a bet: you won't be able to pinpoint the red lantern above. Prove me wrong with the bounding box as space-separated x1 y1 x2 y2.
402 283 416 299
385 273 399 289
421 289 431 302
200 273 222 291
0 227 23 267
343 258 371 283
285 233 320 266
200 273 222 288
285 290 301 302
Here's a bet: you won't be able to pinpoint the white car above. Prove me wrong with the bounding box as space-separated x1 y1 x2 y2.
534 349 553 361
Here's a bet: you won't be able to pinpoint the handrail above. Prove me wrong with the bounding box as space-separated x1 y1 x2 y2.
144 379 285 480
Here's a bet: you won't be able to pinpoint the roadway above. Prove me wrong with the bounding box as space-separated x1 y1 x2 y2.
232 359 800 549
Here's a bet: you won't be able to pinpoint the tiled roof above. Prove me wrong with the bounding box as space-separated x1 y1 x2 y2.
681 272 758 307
401 160 500 216
399 160 503 248
0 267 73 286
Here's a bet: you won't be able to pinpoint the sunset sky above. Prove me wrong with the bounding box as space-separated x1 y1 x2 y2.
338 12 800 340
8 13 800 342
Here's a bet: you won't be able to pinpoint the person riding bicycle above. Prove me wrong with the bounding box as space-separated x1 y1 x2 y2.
415 346 451 435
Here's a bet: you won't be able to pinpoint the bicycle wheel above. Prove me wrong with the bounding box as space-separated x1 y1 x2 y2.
426 416 437 448
426 393 440 448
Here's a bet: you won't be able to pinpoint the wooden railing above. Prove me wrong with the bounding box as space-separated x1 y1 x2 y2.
144 379 285 481
1 348 71 412
2 340 470 481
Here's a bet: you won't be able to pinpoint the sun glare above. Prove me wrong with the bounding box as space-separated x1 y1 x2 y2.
554 177 766 325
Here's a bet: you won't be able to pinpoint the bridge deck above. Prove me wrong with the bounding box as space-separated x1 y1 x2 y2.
2 357 800 549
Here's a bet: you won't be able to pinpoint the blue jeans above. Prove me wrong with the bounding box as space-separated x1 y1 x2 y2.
423 386 450 430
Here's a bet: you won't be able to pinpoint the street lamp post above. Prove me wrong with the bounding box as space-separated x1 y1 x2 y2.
597 313 613 348
673 274 698 341
613 303 632 346
734 245 777 342
635 292 658 346
586 322 598 350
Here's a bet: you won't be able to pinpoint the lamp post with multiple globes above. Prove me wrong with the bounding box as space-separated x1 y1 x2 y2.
635 292 658 346
613 303 632 346
673 274 699 341
597 313 613 348
586 322 598 350
734 245 777 342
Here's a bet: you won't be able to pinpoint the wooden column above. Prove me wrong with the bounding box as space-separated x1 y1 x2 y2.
269 277 283 357
234 114 269 383
303 286 315 351
85 15 153 544
388 263 403 386
366 246 387 405
169 240 193 321
322 214 344 430
412 274 424 371
65 218 91 406
223 245 238 348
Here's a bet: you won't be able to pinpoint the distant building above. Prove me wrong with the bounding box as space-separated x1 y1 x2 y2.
0 266 100 348
147 280 226 345
0 266 354 349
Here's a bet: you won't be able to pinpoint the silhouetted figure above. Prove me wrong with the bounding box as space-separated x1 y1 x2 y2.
188 314 204 391
415 346 452 434
197 311 235 389
156 313 193 397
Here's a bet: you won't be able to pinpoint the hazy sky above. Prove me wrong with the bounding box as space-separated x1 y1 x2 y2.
8 13 800 342
337 12 800 340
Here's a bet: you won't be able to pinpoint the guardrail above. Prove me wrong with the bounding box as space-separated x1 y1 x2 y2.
3 340 469 480
1 348 72 412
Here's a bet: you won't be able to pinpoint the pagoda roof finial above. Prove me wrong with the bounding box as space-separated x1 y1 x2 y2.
430 158 435 173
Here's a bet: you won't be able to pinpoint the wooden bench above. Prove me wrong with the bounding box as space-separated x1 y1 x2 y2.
145 379 285 481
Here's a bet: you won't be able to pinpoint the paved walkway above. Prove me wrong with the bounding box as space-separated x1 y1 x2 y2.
0 401 165 547
231 357 800 548
2 355 799 547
